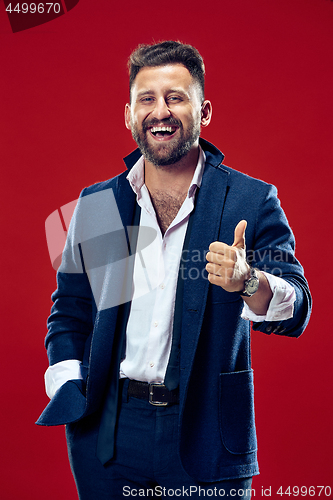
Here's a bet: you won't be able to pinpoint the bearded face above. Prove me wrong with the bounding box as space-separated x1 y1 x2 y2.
130 113 201 167
125 64 208 169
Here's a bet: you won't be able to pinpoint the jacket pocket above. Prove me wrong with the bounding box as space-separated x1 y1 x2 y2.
219 369 257 454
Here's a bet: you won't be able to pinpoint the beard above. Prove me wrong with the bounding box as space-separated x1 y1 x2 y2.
130 115 201 167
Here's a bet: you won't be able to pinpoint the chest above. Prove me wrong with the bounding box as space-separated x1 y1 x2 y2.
149 190 187 235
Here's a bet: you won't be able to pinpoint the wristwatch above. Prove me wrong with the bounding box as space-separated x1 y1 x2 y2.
239 268 259 297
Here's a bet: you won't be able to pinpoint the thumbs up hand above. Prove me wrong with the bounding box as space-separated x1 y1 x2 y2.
206 220 250 292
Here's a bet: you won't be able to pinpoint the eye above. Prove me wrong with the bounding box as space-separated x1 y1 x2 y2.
167 96 182 103
140 96 154 104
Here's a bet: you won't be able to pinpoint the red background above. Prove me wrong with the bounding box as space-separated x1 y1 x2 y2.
1 0 332 498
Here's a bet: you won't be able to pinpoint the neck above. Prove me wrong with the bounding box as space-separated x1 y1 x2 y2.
144 145 199 194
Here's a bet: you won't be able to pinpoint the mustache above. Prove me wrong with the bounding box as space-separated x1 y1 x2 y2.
142 117 182 133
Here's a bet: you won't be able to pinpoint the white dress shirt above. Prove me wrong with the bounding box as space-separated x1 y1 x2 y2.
45 148 296 398
119 148 206 383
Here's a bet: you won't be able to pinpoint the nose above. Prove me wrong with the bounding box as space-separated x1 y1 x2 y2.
151 97 171 120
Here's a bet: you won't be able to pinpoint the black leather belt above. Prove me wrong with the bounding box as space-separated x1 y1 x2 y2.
127 380 179 406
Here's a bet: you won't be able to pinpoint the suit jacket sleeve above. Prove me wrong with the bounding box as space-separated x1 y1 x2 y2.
246 183 311 337
45 187 95 368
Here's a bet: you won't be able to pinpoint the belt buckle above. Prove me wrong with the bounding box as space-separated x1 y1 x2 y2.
149 383 168 406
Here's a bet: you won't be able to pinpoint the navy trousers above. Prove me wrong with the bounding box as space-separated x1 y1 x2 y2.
66 380 253 499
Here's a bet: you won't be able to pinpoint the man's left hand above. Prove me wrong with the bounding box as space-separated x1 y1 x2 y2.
205 220 250 293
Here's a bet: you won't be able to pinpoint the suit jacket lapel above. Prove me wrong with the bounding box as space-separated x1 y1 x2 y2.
179 162 230 396
87 172 137 409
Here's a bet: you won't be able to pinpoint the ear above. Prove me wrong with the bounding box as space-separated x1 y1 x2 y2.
125 103 131 130
200 100 212 128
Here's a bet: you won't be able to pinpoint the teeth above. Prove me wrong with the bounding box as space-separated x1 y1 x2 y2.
151 126 174 133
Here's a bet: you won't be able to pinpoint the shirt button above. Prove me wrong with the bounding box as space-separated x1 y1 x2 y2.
160 284 165 289
150 362 154 367
154 321 158 327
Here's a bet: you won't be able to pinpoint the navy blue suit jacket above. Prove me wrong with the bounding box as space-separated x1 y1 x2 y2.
37 139 311 481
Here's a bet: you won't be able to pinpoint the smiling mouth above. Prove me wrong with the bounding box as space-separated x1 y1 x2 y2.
149 125 178 139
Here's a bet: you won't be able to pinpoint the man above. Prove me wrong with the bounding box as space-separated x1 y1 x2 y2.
37 41 311 499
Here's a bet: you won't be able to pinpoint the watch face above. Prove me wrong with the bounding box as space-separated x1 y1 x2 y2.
246 277 259 294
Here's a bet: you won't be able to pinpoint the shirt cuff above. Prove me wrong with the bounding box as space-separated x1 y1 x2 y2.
44 359 83 399
241 272 296 322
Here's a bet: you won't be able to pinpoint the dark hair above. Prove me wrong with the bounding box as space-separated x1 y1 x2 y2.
128 40 205 101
